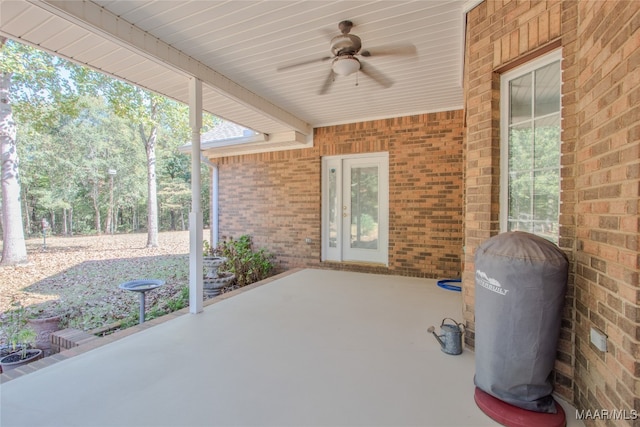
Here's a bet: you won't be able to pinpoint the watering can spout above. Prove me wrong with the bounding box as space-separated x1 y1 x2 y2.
427 326 446 348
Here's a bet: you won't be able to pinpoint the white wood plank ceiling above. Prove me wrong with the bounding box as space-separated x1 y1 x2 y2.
1 0 476 154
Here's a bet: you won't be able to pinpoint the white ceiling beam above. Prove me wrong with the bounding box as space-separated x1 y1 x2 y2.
33 0 312 136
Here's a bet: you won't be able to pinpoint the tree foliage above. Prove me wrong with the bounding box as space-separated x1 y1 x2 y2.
507 118 561 241
1 39 216 251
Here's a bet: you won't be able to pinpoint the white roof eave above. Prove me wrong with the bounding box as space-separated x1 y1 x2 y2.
179 131 312 158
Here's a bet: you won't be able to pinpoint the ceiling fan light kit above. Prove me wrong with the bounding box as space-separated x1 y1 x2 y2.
332 56 360 76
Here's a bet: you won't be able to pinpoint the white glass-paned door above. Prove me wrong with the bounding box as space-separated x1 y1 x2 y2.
322 153 388 265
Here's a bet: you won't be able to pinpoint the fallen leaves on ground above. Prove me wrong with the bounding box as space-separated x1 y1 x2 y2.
1 231 194 332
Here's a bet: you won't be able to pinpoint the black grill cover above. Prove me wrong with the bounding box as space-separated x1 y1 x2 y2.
474 232 568 413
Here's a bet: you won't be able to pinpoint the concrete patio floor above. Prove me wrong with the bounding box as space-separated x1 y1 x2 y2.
1 269 582 427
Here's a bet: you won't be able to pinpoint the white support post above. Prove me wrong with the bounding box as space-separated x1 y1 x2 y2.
189 78 203 314
211 163 219 247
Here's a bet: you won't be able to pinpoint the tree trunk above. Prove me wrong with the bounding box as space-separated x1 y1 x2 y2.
62 208 68 235
69 207 73 236
92 181 101 235
170 210 176 231
141 123 159 247
133 205 138 232
105 173 114 234
115 205 119 234
104 208 112 234
29 195 36 234
0 63 28 265
22 187 31 236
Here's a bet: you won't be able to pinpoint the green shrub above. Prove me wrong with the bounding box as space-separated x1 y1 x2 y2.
215 235 275 287
165 286 189 312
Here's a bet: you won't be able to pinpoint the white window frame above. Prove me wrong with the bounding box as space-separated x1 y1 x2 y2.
500 49 562 242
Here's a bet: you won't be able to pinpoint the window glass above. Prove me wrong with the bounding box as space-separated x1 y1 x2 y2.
534 115 560 169
502 53 561 244
328 166 338 248
350 166 379 250
509 74 532 124
534 62 561 117
509 122 533 171
533 168 560 238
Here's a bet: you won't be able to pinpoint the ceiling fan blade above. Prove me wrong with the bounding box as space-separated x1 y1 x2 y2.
319 70 336 95
359 61 393 89
360 43 417 58
277 56 332 72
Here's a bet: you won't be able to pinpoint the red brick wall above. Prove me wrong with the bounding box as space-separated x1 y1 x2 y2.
216 111 464 279
464 0 578 402
573 0 640 423
464 0 639 421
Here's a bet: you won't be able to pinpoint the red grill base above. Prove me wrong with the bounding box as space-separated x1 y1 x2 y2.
474 387 566 427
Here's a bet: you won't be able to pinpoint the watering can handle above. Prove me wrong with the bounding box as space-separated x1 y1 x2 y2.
441 317 465 332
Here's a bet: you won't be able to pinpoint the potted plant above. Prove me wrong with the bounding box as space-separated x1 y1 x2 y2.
0 301 43 373
27 302 66 356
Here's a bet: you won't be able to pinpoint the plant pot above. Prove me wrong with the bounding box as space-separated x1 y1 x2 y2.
28 315 62 354
203 272 235 298
0 349 43 373
1 344 28 358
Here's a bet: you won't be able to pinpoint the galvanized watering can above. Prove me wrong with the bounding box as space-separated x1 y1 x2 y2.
428 318 465 355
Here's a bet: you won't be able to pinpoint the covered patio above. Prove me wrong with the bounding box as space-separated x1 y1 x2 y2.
0 0 482 313
1 269 582 426
3 0 638 423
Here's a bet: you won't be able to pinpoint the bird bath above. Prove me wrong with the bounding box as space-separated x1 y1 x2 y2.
119 279 165 324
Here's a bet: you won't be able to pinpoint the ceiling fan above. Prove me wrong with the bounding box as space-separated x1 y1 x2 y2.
277 20 417 95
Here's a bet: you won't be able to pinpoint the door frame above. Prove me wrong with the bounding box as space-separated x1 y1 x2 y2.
321 152 389 265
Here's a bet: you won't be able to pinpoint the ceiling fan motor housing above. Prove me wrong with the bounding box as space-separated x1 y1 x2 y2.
330 34 362 56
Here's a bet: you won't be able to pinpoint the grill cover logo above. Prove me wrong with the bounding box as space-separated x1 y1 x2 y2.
475 270 509 295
